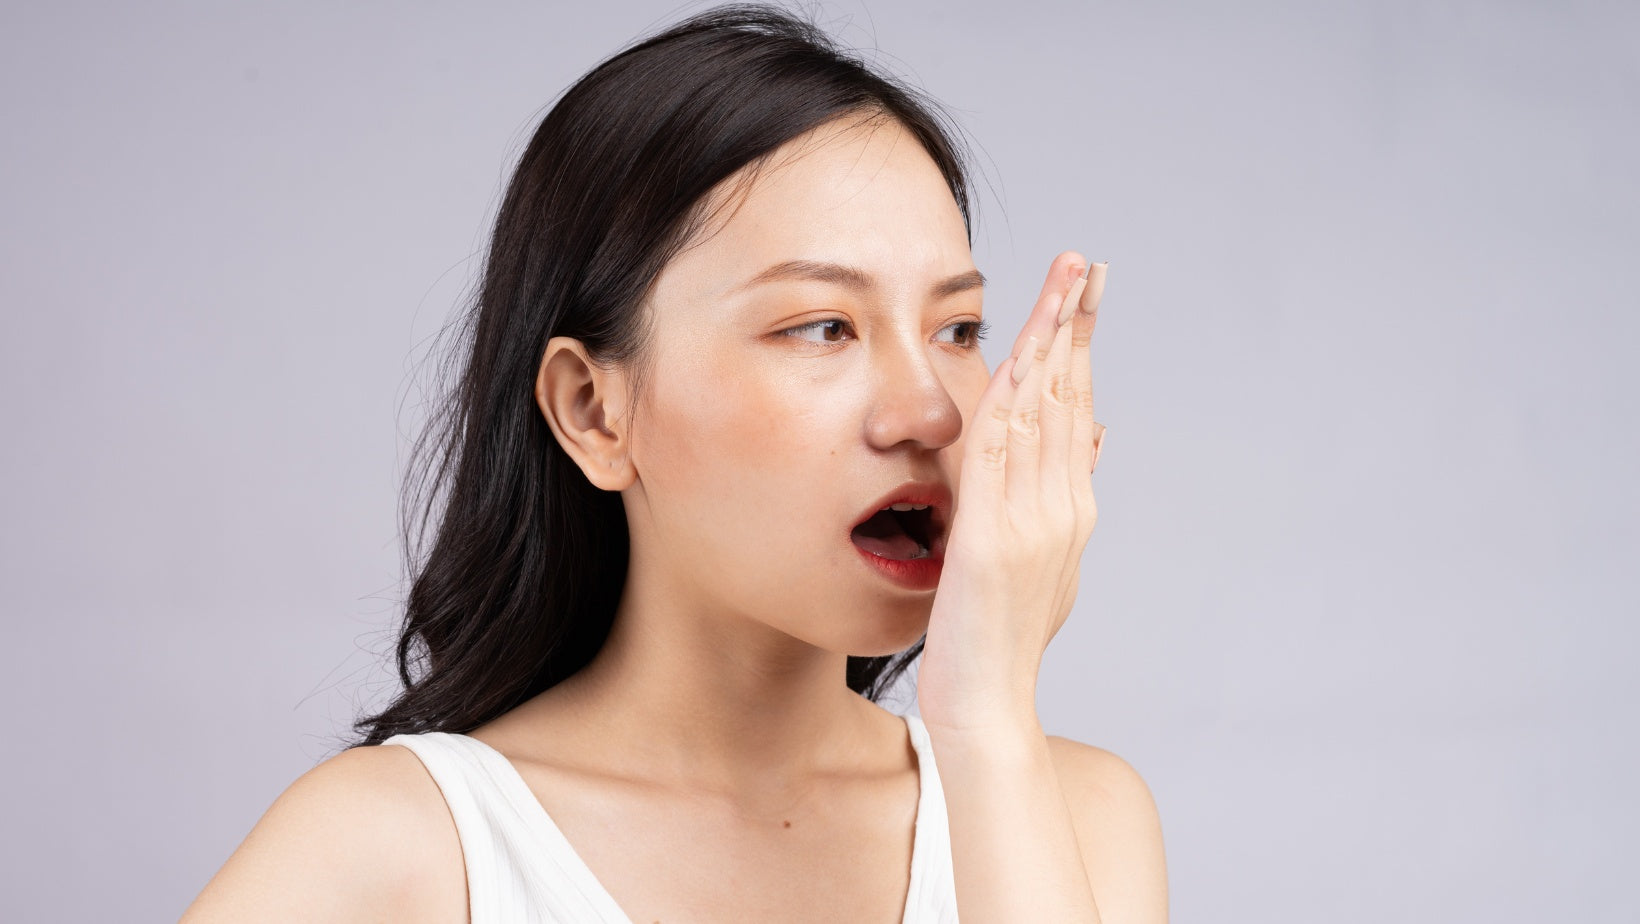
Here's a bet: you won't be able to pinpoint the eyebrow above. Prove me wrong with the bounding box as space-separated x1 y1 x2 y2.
734 259 986 300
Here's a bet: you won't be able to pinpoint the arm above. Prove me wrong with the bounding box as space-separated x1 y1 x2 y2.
1047 736 1168 922
180 744 466 923
928 721 1167 924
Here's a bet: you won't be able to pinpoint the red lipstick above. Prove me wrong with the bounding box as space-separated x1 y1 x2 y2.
848 481 952 592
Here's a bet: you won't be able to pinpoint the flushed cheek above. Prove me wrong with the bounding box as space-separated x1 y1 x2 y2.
655 352 840 459
638 360 851 550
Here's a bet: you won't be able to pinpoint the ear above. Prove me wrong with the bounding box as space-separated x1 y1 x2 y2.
535 336 636 492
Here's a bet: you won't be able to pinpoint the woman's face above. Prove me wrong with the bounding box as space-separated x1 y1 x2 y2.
624 113 989 657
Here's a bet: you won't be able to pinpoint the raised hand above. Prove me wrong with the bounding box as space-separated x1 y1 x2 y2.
917 252 1108 736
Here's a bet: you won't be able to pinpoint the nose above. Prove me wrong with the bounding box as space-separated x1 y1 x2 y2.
862 336 964 452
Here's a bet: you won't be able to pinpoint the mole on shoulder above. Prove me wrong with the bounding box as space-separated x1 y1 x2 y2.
783 819 792 828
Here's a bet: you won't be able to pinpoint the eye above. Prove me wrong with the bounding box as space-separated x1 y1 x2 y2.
782 318 854 343
936 319 990 349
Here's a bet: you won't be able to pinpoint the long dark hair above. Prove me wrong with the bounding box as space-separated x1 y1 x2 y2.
353 2 978 746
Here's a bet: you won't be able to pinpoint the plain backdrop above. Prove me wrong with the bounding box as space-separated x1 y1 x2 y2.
3 0 1635 921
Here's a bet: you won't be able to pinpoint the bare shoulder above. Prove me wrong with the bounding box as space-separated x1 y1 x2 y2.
1045 735 1160 820
1045 735 1169 924
182 741 468 924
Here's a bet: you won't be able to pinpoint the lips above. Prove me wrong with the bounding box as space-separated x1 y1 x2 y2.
848 481 952 562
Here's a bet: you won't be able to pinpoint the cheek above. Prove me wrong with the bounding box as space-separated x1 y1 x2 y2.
636 352 852 529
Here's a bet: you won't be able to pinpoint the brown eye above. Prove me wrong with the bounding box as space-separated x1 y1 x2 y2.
785 318 852 343
938 320 989 348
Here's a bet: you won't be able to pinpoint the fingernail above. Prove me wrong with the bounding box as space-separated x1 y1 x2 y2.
1079 261 1108 316
1058 275 1088 326
1011 335 1040 386
1092 423 1106 469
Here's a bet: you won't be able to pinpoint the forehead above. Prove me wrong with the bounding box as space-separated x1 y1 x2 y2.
658 114 970 306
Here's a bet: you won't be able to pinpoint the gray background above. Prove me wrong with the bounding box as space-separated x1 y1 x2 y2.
2 0 1634 921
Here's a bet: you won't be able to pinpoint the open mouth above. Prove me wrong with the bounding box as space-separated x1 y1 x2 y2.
850 503 944 561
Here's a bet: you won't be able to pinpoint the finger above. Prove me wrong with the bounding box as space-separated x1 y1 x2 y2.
1006 251 1086 364
1004 329 1053 505
967 253 1088 504
1069 262 1107 472
1037 304 1077 493
962 343 1029 489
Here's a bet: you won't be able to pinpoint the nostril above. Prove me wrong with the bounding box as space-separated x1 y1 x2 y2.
862 375 964 452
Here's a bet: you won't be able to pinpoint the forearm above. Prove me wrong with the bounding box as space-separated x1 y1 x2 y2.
927 717 1101 923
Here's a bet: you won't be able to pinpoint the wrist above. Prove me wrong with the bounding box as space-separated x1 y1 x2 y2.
922 717 1054 782
918 707 1046 749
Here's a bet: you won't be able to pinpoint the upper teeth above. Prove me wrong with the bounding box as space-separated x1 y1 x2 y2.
888 503 930 511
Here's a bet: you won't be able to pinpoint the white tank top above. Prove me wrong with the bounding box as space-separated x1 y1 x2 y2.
383 711 959 923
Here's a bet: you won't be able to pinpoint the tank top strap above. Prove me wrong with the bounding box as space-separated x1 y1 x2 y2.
382 731 635 923
901 713 960 923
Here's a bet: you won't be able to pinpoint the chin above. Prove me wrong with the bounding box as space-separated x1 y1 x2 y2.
766 575 932 657
839 609 931 659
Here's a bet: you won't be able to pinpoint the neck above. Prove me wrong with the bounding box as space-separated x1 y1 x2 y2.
537 568 894 795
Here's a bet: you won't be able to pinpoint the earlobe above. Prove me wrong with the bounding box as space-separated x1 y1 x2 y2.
534 336 635 491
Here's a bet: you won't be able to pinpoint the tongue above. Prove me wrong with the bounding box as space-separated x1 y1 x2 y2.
851 509 924 561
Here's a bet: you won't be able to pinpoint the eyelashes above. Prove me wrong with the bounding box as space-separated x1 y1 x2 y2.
782 318 989 348
784 318 852 343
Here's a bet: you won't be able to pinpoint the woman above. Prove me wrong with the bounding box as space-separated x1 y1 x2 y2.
185 4 1167 921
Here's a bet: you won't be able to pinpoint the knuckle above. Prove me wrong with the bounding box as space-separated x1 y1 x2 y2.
978 439 1007 469
1044 370 1077 407
1068 487 1091 516
1066 482 1094 517
1075 501 1097 533
1076 494 1099 532
1008 416 1039 442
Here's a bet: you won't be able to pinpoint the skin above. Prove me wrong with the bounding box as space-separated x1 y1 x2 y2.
182 113 1167 923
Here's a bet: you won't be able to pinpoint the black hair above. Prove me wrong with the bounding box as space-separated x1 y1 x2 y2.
353 2 977 746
